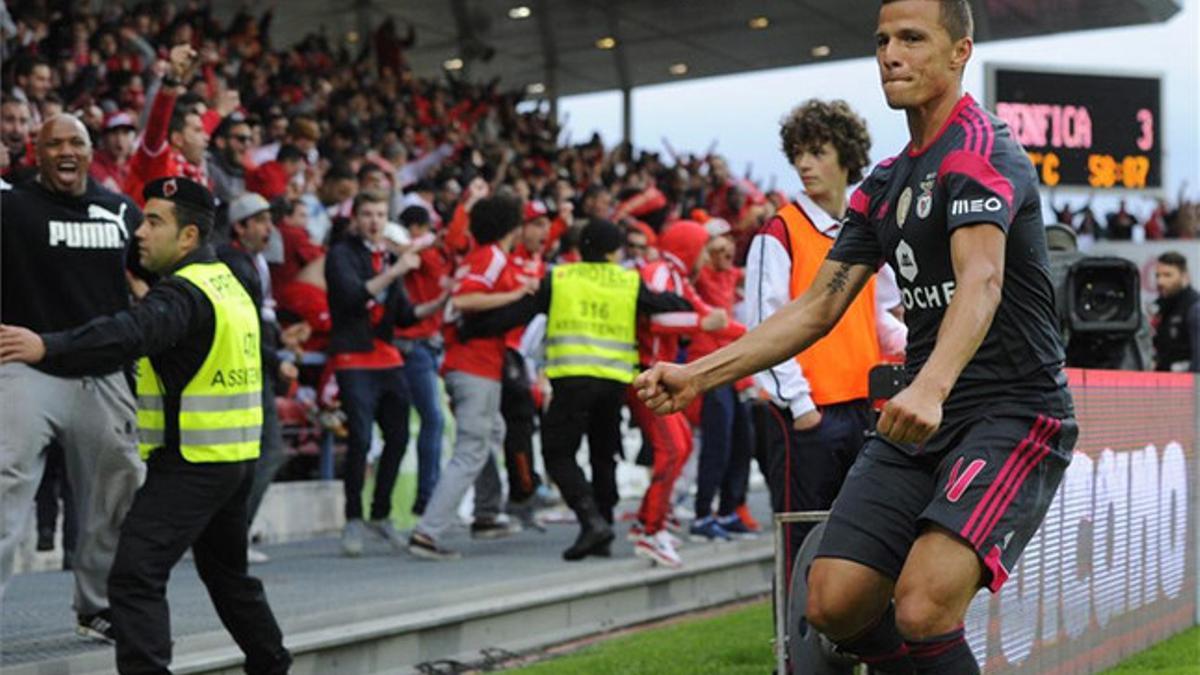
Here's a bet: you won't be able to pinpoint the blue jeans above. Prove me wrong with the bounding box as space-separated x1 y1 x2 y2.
336 367 411 521
695 384 754 519
398 339 444 514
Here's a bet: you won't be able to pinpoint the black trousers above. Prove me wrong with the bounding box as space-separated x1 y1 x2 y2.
501 349 541 503
540 377 625 523
108 448 291 675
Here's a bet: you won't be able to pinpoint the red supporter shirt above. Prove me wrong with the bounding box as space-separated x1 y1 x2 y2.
636 260 705 367
504 243 546 349
124 88 209 206
275 280 331 353
689 266 746 360
90 150 130 194
543 215 570 256
443 202 473 257
333 248 403 371
271 223 325 291
441 244 522 380
246 160 290 200
396 245 452 340
636 260 744 367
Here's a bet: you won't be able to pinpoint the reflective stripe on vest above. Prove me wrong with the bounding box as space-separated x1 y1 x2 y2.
544 262 640 384
779 203 881 405
135 262 263 462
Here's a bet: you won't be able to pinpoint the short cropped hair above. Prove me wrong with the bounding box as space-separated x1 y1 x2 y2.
881 0 974 41
1158 251 1188 272
277 143 306 164
14 54 49 80
168 104 201 136
469 194 522 245
351 190 388 215
173 201 214 243
779 99 872 184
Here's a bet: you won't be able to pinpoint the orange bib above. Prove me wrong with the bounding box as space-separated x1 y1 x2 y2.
779 203 880 405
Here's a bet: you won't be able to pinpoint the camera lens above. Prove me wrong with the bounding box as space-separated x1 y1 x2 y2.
1070 260 1138 331
1077 280 1127 322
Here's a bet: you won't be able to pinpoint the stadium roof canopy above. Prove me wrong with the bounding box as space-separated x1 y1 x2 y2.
258 0 1182 99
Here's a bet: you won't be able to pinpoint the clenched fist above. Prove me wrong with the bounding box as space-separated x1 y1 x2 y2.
876 382 943 445
633 362 701 416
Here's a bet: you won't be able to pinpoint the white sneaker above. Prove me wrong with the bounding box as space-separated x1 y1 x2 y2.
341 519 365 557
247 546 270 564
634 531 683 568
630 524 683 547
664 530 685 549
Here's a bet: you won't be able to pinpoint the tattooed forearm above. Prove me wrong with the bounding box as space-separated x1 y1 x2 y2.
825 262 852 294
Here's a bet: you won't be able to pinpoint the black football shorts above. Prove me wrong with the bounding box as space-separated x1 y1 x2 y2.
816 412 1078 592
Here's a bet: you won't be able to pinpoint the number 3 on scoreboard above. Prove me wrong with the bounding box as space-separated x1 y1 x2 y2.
1136 109 1154 152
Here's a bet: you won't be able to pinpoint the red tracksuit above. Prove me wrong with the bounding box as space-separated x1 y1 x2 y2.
628 259 726 535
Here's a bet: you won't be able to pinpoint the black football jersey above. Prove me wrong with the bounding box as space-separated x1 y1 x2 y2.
829 94 1071 429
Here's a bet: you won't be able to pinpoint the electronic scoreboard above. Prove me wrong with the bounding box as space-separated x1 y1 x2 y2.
987 67 1162 190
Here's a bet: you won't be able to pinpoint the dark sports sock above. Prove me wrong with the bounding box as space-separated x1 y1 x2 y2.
833 603 914 674
906 625 979 674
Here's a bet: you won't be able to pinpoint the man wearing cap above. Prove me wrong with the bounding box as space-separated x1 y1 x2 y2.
326 191 445 556
0 114 145 642
459 219 695 561
219 193 305 560
0 177 292 674
91 111 138 193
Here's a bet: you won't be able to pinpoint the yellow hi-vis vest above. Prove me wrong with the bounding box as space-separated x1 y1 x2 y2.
136 262 263 462
545 262 640 384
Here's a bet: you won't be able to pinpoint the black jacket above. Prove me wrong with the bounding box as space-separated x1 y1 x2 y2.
216 242 281 379
460 269 693 340
41 246 237 452
325 235 419 355
1153 286 1200 372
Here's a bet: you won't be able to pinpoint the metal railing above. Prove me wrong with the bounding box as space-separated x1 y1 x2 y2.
773 510 867 675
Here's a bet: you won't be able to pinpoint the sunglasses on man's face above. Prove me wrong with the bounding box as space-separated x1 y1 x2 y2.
626 241 647 251
230 134 252 144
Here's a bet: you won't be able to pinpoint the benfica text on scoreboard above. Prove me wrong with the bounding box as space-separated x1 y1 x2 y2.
986 66 1162 191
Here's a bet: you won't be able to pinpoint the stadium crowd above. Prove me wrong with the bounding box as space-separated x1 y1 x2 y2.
1 0 794 572
3 4 1200 674
2 0 1196 574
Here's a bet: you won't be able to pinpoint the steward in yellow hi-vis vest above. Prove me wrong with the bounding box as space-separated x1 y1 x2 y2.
136 261 262 462
544 262 640 384
456 219 693 563
1 177 291 674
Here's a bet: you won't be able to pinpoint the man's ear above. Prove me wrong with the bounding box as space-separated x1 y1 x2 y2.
950 37 973 73
178 222 201 248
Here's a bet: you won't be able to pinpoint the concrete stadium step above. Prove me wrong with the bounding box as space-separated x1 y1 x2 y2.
1 493 773 675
